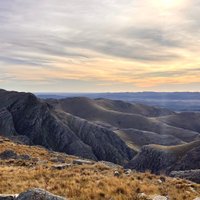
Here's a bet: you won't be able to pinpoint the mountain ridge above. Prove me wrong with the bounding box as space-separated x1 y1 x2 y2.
1 89 200 174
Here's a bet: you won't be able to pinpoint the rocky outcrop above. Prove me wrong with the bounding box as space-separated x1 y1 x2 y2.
0 108 16 137
151 196 168 200
0 150 31 160
0 188 66 200
0 150 18 160
0 89 135 164
16 188 66 200
72 159 94 165
170 170 200 183
125 140 200 173
125 145 177 173
172 146 200 171
0 195 16 200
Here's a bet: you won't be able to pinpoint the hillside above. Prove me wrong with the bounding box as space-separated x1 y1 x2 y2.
1 136 200 200
47 97 200 147
158 112 200 133
0 89 134 165
1 89 200 179
37 92 200 111
125 140 200 173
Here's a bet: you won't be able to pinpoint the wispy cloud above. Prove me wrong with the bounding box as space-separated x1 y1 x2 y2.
0 0 200 92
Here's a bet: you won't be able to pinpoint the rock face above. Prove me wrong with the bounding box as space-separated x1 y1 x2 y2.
0 89 134 164
125 145 177 173
16 188 66 200
0 108 16 137
170 170 200 183
172 146 200 171
125 140 200 174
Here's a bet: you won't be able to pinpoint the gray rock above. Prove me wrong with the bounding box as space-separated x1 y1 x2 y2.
124 169 132 175
98 161 121 169
0 108 16 137
0 150 18 160
170 169 200 183
16 188 66 200
137 193 149 199
151 195 168 200
0 194 16 200
51 164 72 170
72 159 94 165
114 170 120 177
50 157 65 163
18 155 31 160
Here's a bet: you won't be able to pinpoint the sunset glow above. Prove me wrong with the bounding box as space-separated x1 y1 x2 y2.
0 0 199 92
158 0 186 8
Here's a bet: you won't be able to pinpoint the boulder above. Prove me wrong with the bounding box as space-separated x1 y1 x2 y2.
0 194 16 200
0 150 18 160
16 188 66 200
50 157 65 163
124 169 132 175
72 159 94 165
51 164 72 170
18 155 31 160
98 161 121 169
151 195 168 200
114 170 120 177
137 193 149 199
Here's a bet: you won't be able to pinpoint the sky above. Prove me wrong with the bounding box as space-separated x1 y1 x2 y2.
0 0 200 92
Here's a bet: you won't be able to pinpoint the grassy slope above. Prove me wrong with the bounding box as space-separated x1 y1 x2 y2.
0 137 200 200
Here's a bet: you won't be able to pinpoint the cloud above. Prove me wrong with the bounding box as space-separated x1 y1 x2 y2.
0 0 200 91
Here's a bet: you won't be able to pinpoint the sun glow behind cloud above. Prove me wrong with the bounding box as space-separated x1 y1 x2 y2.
155 0 187 8
0 0 199 92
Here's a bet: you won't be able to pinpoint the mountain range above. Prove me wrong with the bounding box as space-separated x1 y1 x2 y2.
37 92 200 111
0 89 200 176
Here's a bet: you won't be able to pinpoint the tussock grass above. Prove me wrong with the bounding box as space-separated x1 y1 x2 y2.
0 137 200 200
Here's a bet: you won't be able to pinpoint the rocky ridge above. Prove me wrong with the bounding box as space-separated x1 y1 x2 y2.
0 89 134 164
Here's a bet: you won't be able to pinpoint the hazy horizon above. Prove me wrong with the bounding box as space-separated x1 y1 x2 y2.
1 88 200 93
0 0 200 92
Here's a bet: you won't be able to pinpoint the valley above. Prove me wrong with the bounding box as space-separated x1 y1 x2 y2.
1 89 200 199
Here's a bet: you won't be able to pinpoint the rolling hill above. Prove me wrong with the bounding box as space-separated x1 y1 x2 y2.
0 89 134 165
1 89 200 175
46 97 200 147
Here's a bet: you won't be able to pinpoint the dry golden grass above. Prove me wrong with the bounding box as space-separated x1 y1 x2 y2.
0 137 200 200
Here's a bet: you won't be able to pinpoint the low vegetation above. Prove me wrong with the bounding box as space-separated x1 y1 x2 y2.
0 137 200 200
